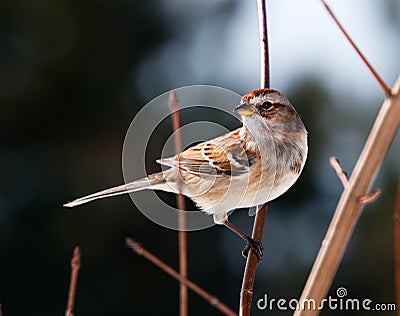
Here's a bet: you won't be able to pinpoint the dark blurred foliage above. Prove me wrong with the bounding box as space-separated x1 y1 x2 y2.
0 1 398 315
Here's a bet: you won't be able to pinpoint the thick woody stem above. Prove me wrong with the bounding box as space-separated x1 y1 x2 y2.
294 76 400 316
169 91 188 316
126 238 237 316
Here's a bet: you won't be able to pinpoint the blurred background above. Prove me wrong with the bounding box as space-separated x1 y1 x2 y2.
1 0 399 315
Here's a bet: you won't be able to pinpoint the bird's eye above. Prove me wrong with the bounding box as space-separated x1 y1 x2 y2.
261 101 273 110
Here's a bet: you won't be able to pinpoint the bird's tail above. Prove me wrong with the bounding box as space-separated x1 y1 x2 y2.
63 172 165 208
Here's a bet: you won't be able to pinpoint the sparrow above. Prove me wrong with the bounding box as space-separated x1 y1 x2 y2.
64 88 308 260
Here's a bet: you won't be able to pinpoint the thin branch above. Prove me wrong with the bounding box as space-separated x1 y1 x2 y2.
330 157 381 204
0 302 3 316
257 0 270 89
240 204 268 316
169 91 188 316
395 176 400 313
358 188 381 205
126 238 238 316
294 77 400 316
65 246 81 316
329 157 349 189
239 1 270 315
320 0 391 96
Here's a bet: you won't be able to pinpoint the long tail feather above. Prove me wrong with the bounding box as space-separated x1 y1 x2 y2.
64 173 165 208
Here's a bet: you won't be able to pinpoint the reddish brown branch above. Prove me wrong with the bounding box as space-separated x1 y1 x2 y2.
169 91 188 316
330 157 381 204
358 188 381 205
329 157 349 189
295 77 400 316
240 204 268 315
395 177 400 314
126 238 237 316
239 1 270 314
65 246 81 316
257 0 270 88
320 0 391 96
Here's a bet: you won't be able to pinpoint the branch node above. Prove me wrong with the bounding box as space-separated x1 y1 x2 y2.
358 188 381 205
125 237 144 255
209 297 220 306
329 157 349 188
71 246 81 269
65 246 81 316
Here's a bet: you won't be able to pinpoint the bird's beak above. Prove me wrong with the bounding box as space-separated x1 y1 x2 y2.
234 103 254 116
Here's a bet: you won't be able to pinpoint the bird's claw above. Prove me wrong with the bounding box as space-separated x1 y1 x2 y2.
242 236 264 261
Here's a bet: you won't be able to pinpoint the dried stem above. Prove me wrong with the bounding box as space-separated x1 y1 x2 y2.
395 177 400 314
126 238 237 316
358 188 381 205
240 204 268 315
65 246 81 316
169 91 188 316
329 157 349 189
239 1 270 315
320 0 391 96
294 77 400 316
257 0 270 88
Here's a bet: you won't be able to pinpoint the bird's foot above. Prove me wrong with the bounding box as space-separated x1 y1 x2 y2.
242 236 264 261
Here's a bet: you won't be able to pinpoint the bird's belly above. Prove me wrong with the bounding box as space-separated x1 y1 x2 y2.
234 170 301 208
190 172 293 212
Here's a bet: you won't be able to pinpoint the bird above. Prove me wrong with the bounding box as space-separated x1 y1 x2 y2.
64 88 308 260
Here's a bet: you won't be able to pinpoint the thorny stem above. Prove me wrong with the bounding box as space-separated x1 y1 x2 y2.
169 91 188 316
65 246 81 316
126 238 238 316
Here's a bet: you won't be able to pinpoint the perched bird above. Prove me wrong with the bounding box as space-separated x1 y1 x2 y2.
64 88 308 259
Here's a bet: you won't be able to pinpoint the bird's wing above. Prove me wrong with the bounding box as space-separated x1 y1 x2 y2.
157 129 258 176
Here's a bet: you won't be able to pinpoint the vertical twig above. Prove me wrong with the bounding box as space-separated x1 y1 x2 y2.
169 91 188 316
65 246 81 316
395 177 400 314
239 1 270 315
320 0 391 96
126 238 238 316
257 0 270 89
240 205 268 315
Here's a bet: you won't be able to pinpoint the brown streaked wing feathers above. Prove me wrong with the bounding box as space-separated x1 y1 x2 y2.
157 129 257 176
